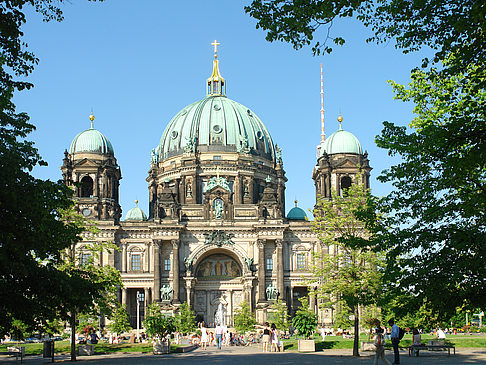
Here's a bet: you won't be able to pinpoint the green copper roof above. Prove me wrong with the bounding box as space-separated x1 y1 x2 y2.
287 203 307 220
124 202 147 221
69 127 114 155
321 129 362 156
157 95 275 162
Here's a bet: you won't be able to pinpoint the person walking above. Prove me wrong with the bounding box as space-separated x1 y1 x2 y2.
373 322 391 365
270 323 279 352
388 319 400 365
200 322 208 350
215 323 223 350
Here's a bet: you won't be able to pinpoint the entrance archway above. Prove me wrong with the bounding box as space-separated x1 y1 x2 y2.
192 250 244 326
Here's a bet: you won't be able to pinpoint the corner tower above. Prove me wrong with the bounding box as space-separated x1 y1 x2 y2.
61 113 122 222
312 115 371 200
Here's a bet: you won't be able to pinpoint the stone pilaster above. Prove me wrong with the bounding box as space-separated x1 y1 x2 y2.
257 239 266 303
153 241 161 301
121 242 127 273
171 239 180 303
275 239 284 300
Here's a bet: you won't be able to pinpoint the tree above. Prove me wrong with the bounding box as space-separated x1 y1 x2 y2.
108 304 132 336
233 301 257 333
292 297 318 339
0 0 102 338
374 61 486 319
143 303 176 340
175 302 196 335
245 0 485 76
270 298 289 331
310 171 382 356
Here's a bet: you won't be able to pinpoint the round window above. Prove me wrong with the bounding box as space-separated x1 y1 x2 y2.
171 131 178 139
214 104 221 111
213 125 222 134
256 130 263 140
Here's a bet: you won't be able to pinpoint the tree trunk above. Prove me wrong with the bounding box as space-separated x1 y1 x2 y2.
70 314 77 361
353 306 360 357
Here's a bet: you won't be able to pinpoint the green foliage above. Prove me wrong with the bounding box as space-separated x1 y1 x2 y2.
375 61 486 318
233 301 256 333
143 303 175 339
108 304 132 336
292 297 318 339
270 299 289 331
0 0 103 339
78 312 100 334
332 301 353 330
175 302 196 335
245 0 485 75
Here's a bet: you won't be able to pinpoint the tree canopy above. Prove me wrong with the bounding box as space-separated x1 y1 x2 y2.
245 0 486 74
374 61 486 316
311 171 382 356
0 0 104 338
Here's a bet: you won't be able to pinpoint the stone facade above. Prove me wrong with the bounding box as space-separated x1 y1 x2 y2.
62 51 370 328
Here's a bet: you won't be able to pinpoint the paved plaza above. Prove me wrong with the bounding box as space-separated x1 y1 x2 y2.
1 346 486 365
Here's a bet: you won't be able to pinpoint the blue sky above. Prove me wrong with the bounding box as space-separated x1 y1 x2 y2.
16 0 427 219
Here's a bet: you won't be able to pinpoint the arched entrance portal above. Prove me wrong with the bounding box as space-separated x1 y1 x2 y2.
193 251 244 326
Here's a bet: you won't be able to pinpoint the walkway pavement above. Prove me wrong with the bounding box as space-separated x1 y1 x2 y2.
1 346 485 364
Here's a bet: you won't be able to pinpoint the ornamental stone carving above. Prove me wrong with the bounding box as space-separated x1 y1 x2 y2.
204 230 235 247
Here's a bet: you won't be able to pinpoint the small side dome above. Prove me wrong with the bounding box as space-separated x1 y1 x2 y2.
287 200 307 221
124 200 147 221
69 114 115 155
321 116 363 155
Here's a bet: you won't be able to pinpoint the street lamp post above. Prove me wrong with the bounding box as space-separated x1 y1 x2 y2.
136 291 145 342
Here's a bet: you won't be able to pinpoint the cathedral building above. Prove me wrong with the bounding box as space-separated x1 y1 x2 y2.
61 43 371 328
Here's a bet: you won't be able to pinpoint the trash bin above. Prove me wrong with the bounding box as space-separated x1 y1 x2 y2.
43 340 54 358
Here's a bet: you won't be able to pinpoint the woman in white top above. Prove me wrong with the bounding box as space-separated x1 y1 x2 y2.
200 321 208 350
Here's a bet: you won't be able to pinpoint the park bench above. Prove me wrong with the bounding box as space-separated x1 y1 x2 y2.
0 346 25 362
408 343 456 357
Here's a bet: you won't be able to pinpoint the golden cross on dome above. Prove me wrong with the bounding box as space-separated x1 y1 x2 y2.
211 40 220 58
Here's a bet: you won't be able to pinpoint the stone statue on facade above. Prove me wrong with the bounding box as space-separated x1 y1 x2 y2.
214 303 226 326
150 147 159 165
184 136 196 153
160 285 173 301
213 199 224 219
275 145 283 165
244 257 254 272
266 283 278 301
184 257 193 273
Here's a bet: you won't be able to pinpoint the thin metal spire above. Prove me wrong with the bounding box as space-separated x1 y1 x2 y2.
320 64 325 142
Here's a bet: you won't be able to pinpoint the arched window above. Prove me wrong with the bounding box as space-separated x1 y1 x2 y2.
340 176 352 197
80 176 93 197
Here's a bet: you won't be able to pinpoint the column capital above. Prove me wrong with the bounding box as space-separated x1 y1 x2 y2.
171 239 179 249
257 239 266 249
275 239 283 248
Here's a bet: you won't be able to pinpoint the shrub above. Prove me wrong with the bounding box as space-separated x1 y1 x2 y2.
292 297 317 340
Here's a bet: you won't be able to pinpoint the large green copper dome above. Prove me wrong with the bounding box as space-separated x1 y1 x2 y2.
69 122 114 155
157 95 275 162
321 128 362 155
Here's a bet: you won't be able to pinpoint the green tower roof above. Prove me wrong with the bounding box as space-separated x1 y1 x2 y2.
69 115 114 155
320 118 362 156
287 201 307 220
124 200 147 221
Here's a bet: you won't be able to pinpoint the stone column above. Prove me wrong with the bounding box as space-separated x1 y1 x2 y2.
309 290 316 314
144 287 150 308
234 176 242 204
121 242 127 273
289 286 294 313
153 241 161 301
257 239 266 302
206 290 211 324
228 290 233 326
275 239 284 301
121 288 127 307
171 239 180 303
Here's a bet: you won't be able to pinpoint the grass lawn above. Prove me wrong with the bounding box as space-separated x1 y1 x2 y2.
0 341 182 355
282 334 486 351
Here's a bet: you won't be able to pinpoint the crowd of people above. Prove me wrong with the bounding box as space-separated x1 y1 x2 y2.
193 321 285 352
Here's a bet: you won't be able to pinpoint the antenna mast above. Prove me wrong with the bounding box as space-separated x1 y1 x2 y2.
320 63 325 143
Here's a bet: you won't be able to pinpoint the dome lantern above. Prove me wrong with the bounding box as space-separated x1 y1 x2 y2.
207 40 226 96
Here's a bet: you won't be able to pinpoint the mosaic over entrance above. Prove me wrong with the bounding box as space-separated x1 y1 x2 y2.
196 254 241 279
